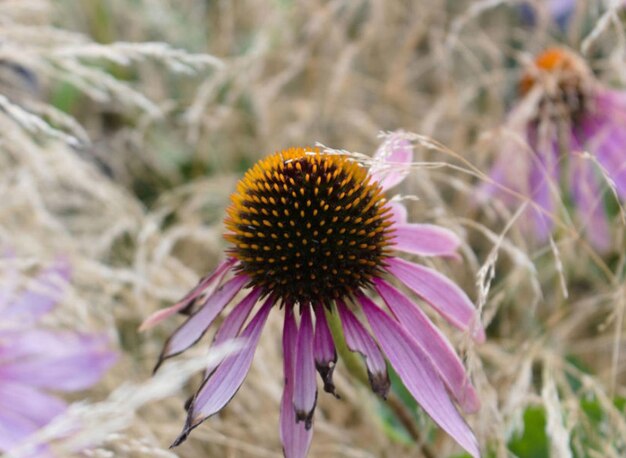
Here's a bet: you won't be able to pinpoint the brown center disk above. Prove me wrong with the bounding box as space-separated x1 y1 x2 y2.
225 147 394 306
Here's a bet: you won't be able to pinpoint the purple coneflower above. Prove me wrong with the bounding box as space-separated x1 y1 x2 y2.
0 258 117 455
144 137 484 457
481 47 626 251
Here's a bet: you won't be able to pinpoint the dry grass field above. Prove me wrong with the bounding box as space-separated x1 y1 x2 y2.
1 1 625 457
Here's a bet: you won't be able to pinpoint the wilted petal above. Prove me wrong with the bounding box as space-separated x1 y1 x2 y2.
392 223 461 258
370 134 413 191
155 275 247 372
293 306 317 429
386 257 484 342
3 258 70 323
313 306 338 397
212 288 262 346
358 294 480 458
172 297 273 447
281 310 313 458
570 154 610 252
374 278 479 413
336 299 389 398
140 259 234 331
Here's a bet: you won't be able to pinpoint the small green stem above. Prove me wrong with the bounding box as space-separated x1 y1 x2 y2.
324 303 436 458
324 303 369 387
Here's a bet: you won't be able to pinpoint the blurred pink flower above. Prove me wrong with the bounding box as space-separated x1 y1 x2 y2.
145 137 483 458
0 257 117 456
480 47 626 251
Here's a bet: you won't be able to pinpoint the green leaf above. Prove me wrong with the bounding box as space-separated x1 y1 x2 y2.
508 406 549 458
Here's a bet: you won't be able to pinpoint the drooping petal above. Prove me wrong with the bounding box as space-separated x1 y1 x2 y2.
358 294 480 458
3 258 70 323
172 297 273 447
154 275 247 372
312 306 338 397
392 223 462 258
374 278 479 413
569 154 610 252
140 259 234 331
281 309 313 458
528 151 557 241
293 306 317 429
370 134 413 191
212 288 263 346
386 257 484 342
477 136 530 208
0 331 116 392
336 299 389 398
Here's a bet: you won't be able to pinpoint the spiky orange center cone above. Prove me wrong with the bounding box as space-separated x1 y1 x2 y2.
520 47 590 122
520 47 585 93
224 147 395 306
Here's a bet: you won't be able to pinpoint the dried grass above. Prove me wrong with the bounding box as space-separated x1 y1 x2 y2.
1 0 625 457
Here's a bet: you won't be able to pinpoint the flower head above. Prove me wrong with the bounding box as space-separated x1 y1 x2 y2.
224 147 393 305
0 256 117 455
145 135 484 458
481 47 626 250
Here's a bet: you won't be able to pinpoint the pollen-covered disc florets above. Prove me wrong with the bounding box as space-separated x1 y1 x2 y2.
225 147 394 305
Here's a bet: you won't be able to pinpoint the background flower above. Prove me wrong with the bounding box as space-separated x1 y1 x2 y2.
479 47 626 251
0 256 117 456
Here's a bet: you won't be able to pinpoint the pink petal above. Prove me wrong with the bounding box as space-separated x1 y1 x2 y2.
0 413 51 455
281 310 313 458
140 259 234 331
293 306 317 429
392 223 462 258
570 154 610 252
154 275 247 372
0 382 66 453
528 152 557 241
0 332 116 392
478 148 527 207
374 278 479 413
371 135 413 191
212 288 262 346
388 202 408 225
336 299 389 398
313 306 338 397
358 294 480 458
386 257 485 342
172 297 273 447
4 258 71 323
